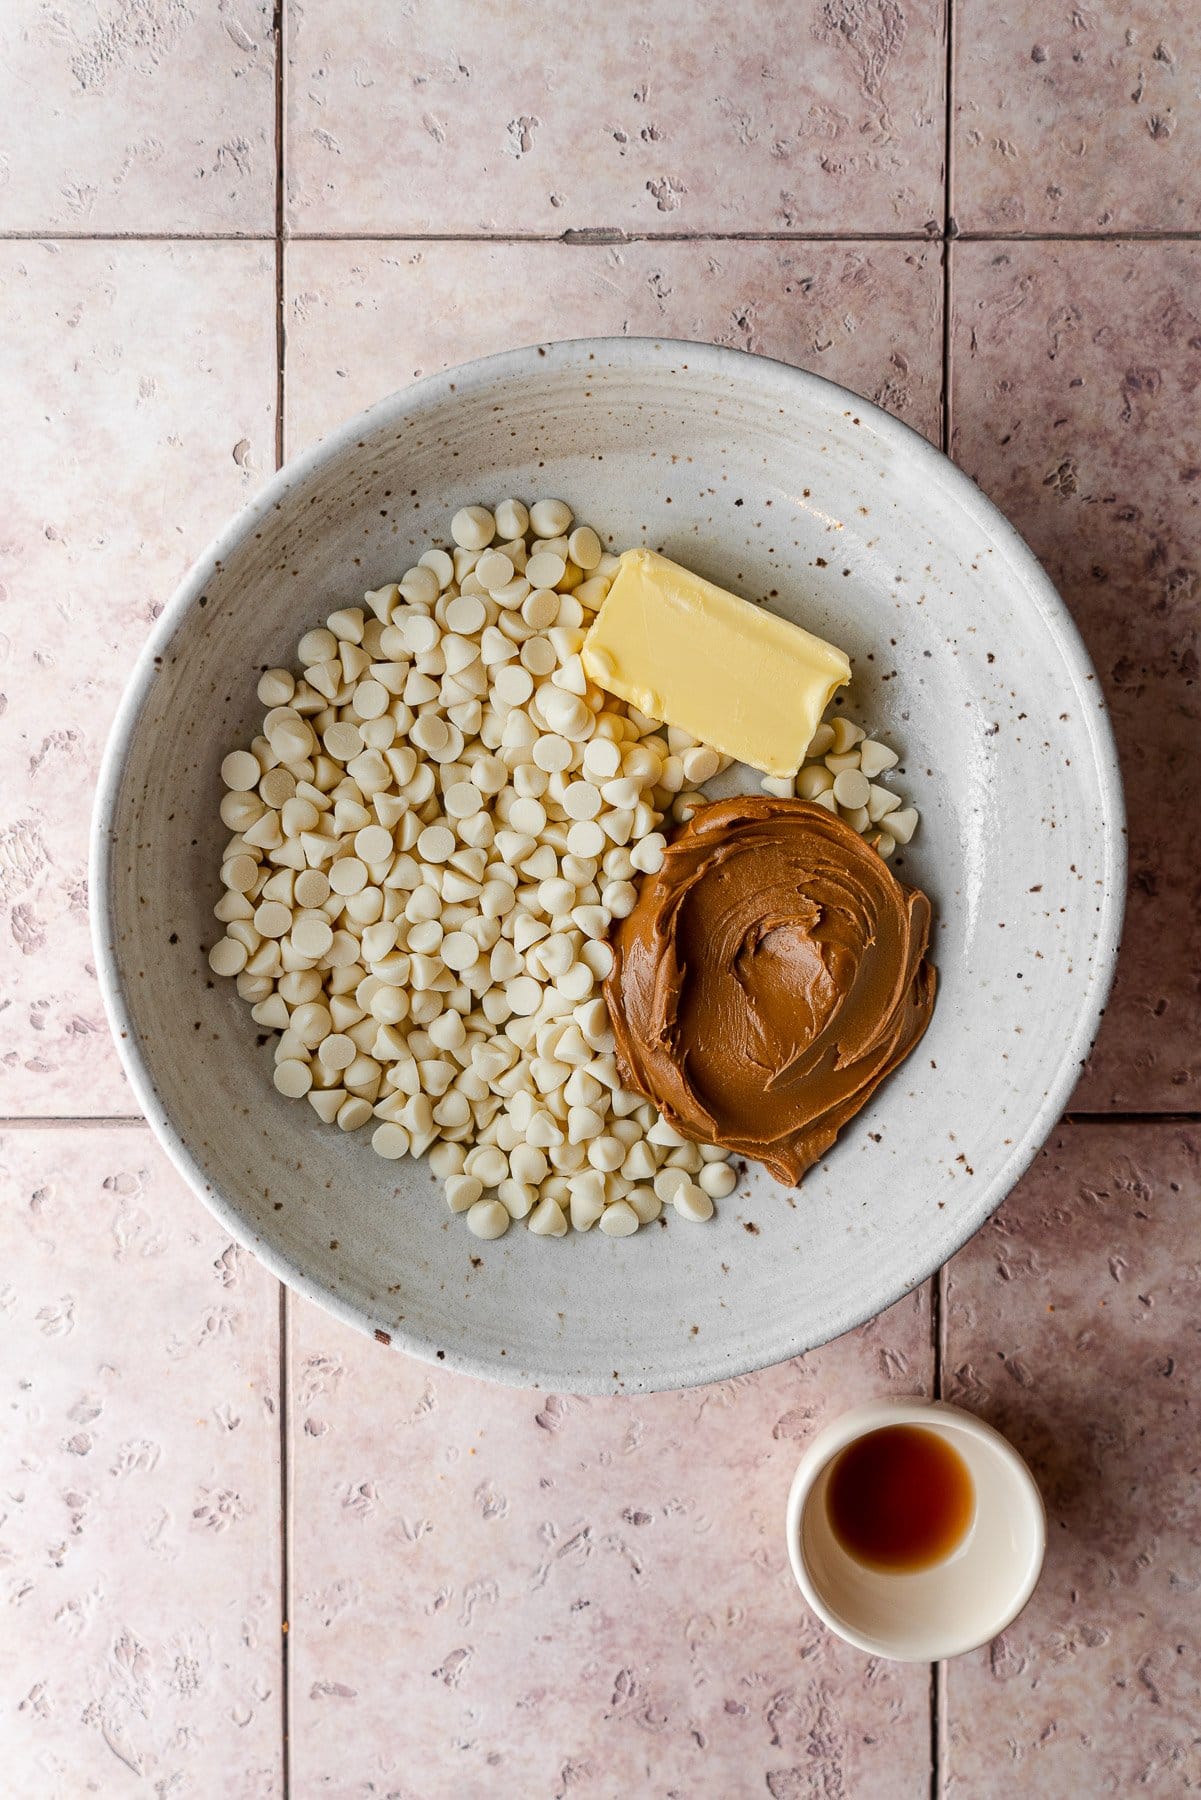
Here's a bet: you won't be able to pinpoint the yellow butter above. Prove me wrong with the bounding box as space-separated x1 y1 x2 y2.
582 548 851 778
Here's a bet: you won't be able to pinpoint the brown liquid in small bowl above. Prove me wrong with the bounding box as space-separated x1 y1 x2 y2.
826 1423 975 1573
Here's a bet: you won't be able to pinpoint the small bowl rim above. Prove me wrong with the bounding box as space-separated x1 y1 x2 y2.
785 1396 1048 1661
89 336 1126 1386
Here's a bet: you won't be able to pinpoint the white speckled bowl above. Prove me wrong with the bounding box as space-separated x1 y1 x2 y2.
92 339 1124 1394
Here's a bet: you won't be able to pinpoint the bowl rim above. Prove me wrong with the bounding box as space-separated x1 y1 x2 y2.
90 335 1126 1390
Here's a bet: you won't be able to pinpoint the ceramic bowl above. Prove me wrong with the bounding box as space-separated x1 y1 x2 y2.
92 338 1124 1394
786 1398 1047 1660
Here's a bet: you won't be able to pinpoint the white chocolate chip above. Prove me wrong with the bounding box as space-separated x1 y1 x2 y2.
599 1200 639 1236
796 765 834 800
567 526 602 570
673 1182 715 1222
273 1059 312 1098
209 937 248 976
681 745 721 785
372 1122 411 1159
867 784 903 824
858 739 899 779
528 1196 568 1236
451 506 495 550
494 498 529 540
828 716 865 755
699 1161 737 1198
529 498 573 538
221 749 262 792
466 1198 510 1238
832 768 871 810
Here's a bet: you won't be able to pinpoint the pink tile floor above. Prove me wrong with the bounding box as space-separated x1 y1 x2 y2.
2 3 1198 1793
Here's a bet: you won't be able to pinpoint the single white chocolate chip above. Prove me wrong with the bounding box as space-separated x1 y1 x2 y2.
599 1200 639 1237
673 1182 715 1222
528 1196 568 1236
209 937 248 976
466 1198 510 1239
221 749 261 792
796 765 834 800
494 498 529 540
372 1122 411 1159
451 506 495 550
274 1059 312 1098
832 768 871 810
858 739 899 778
529 498 573 538
828 716 865 755
699 1161 737 1198
567 526 602 570
867 784 903 824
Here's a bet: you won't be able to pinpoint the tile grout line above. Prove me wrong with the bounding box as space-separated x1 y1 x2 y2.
934 1661 949 1797
1065 1111 1201 1125
272 6 291 1796
933 3 954 1791
6 227 1201 246
948 229 1201 242
290 228 942 244
278 1283 292 1799
0 228 936 245
0 1116 151 1129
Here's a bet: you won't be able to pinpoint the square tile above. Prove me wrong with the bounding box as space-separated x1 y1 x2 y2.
0 1 276 233
285 238 943 452
286 0 946 235
950 240 1201 1110
943 1121 1201 1796
0 1125 282 1794
288 1289 933 1797
0 241 276 1115
953 2 1201 233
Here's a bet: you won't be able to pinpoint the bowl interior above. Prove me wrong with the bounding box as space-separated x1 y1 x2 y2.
95 340 1123 1393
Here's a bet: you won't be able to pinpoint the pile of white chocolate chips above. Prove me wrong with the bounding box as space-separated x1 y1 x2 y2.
209 500 917 1239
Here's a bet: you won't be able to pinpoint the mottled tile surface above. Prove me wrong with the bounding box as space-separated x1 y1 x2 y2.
4 1 1199 1789
285 238 943 453
950 240 1200 1110
288 1287 932 1798
0 1126 282 1797
0 241 276 1115
0 0 275 233
943 1121 1201 1796
954 3 1201 234
286 0 947 235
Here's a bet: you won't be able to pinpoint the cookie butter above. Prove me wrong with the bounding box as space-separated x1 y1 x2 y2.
606 796 936 1184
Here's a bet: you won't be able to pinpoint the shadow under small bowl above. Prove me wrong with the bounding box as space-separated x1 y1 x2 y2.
91 337 1124 1395
786 1398 1047 1660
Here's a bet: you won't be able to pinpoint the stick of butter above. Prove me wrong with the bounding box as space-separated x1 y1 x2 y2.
581 548 851 778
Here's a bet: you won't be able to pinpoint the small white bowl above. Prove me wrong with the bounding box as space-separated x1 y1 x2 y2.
786 1397 1045 1661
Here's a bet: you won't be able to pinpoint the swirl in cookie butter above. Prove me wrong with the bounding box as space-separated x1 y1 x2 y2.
606 796 937 1184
